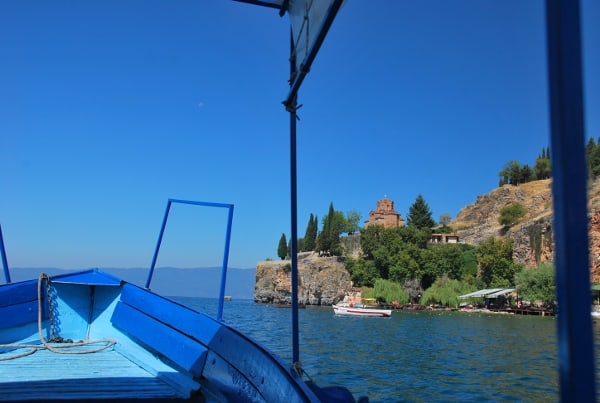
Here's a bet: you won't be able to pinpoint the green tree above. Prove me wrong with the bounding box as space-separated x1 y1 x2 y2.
421 244 464 281
302 213 317 251
406 194 435 230
359 225 385 259
345 257 379 287
514 263 556 308
345 210 362 235
499 160 522 186
498 202 527 226
316 203 343 256
459 245 479 280
477 237 520 287
361 278 409 304
520 164 534 183
277 233 288 260
586 137 600 179
534 148 551 179
422 276 475 307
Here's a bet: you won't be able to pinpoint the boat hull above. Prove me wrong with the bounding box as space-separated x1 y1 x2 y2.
0 269 358 402
332 304 392 317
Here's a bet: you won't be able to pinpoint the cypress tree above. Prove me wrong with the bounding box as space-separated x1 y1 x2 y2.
303 213 317 251
277 233 288 260
315 203 342 255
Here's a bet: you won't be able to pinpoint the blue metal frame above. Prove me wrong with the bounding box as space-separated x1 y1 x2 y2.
545 0 596 400
145 199 234 321
0 224 11 284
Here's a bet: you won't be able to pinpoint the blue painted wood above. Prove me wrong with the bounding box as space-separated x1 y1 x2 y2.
50 268 122 286
111 301 208 377
0 348 190 401
0 300 38 329
119 284 222 343
0 279 38 307
0 280 47 329
117 284 317 401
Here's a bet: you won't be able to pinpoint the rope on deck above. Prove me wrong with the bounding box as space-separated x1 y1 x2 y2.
0 273 116 361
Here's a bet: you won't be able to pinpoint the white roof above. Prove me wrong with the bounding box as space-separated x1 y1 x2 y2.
458 288 506 299
486 288 516 298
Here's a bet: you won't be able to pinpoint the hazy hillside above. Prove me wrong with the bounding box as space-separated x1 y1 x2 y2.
4 267 256 299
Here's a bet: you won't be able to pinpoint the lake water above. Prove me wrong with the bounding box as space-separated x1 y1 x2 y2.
174 297 597 402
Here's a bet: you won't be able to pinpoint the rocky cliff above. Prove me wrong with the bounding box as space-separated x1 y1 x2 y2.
452 178 600 283
254 252 352 305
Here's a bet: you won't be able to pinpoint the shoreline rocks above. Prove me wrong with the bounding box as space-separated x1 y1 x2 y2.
254 252 352 306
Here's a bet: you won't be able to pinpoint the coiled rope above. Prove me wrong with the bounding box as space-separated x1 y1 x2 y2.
0 273 116 361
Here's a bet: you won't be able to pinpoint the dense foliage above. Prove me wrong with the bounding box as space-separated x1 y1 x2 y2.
315 203 343 256
361 279 409 304
498 147 551 186
477 237 521 287
514 263 556 308
586 137 600 179
421 276 481 307
347 222 479 300
293 203 362 256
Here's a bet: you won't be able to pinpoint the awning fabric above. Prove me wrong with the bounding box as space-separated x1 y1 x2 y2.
486 288 516 298
458 288 505 299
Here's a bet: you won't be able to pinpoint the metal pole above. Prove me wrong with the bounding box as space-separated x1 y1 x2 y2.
545 0 596 400
217 204 235 321
288 28 301 368
146 200 173 289
0 224 11 284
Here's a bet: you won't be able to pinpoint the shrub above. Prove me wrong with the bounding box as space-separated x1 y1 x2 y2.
499 202 527 226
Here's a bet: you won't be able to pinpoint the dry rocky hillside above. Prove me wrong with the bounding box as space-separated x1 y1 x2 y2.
451 178 600 283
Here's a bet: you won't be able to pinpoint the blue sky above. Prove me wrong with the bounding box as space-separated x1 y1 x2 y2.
1 0 599 271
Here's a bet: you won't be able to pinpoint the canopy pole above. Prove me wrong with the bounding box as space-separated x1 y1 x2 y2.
288 28 301 370
545 0 596 400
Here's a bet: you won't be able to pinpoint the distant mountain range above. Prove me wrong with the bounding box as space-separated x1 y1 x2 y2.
3 267 256 299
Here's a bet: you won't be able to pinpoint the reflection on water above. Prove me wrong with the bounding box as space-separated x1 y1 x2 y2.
175 297 600 402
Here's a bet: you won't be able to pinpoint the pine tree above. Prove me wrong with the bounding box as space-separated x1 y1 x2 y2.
407 194 435 230
277 233 288 260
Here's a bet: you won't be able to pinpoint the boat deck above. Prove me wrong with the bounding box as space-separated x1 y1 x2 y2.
0 347 192 402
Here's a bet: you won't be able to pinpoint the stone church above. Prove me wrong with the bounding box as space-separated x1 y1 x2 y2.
364 197 405 229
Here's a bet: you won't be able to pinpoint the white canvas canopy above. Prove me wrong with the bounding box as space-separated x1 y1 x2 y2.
288 0 345 72
235 0 344 106
458 288 505 299
486 288 515 298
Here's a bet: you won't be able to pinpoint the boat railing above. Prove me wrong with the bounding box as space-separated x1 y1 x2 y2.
145 198 234 321
0 224 10 284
